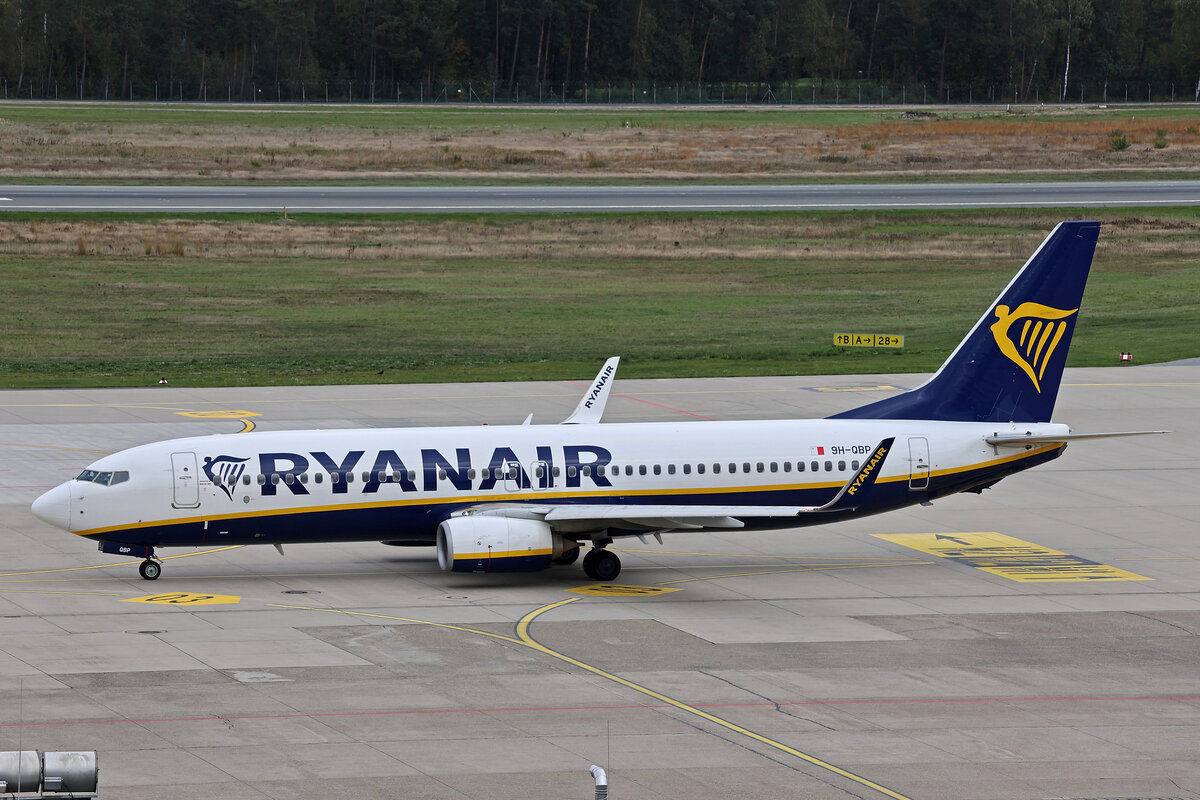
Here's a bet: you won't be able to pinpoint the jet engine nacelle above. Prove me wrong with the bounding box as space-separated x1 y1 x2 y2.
436 516 564 573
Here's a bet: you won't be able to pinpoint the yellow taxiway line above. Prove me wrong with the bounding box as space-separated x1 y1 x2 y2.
271 598 915 800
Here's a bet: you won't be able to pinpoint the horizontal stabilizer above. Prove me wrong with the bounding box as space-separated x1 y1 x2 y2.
987 430 1170 446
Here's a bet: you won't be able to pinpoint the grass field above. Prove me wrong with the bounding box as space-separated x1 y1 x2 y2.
2 101 1198 183
3 209 1197 388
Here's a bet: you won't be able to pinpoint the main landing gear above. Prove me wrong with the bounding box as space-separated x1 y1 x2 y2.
139 559 162 580
582 546 621 581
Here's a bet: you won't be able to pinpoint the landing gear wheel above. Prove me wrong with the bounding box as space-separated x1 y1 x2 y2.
553 546 581 565
139 559 162 580
582 549 621 582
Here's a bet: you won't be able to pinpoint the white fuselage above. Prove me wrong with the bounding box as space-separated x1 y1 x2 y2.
40 418 1068 548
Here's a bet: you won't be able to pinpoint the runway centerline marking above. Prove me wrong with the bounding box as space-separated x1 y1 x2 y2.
270 599 915 800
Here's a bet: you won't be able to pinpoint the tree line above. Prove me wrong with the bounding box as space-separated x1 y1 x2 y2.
1 0 1198 103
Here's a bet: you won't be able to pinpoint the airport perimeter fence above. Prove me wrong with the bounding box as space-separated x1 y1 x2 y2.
2 77 1197 106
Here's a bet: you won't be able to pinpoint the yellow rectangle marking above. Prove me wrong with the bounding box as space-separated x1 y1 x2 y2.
834 333 904 348
123 592 242 605
874 532 1150 582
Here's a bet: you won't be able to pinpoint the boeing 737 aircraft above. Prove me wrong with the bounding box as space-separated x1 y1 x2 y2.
32 221 1162 582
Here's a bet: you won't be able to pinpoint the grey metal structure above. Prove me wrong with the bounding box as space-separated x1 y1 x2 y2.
0 751 98 797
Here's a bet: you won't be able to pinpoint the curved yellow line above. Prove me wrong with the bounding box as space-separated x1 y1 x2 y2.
269 599 913 800
238 418 257 433
513 601 915 800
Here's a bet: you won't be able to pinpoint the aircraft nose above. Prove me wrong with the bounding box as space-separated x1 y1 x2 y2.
32 483 71 531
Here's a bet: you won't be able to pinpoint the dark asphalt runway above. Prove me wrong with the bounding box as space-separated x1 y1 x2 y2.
1 180 1197 212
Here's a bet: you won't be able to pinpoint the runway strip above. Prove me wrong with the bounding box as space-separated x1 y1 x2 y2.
2 180 1199 212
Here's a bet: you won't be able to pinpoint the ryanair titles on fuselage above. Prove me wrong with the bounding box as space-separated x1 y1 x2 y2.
203 444 615 499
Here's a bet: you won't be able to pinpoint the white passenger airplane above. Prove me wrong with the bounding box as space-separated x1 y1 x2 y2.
32 221 1162 582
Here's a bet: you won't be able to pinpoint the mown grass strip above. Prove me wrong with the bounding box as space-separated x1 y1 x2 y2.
2 209 1196 388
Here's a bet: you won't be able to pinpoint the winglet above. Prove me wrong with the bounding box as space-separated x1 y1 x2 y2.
805 437 895 513
562 357 620 424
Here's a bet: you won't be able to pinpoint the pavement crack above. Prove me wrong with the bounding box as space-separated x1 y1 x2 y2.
697 669 836 731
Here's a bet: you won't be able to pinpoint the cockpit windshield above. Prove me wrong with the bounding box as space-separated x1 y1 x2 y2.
75 470 130 486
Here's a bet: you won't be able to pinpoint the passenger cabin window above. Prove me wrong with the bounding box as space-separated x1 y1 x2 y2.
852 460 860 471
639 465 647 476
783 462 792 473
797 462 805 472
653 465 662 475
667 464 676 475
824 461 833 471
810 461 818 472
314 473 323 484
838 460 846 471
713 463 721 474
770 462 778 472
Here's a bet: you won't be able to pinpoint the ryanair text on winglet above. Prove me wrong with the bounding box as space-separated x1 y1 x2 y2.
846 443 889 496
584 364 615 409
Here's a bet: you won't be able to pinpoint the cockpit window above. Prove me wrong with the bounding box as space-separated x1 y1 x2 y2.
75 469 130 486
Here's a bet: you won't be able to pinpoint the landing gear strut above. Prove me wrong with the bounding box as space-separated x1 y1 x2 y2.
582 548 621 581
138 559 162 580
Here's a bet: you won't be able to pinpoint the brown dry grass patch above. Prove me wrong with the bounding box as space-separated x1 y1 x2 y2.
2 107 1198 181
6 213 1198 265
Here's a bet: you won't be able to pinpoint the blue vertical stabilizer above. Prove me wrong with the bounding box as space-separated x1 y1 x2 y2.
832 221 1100 423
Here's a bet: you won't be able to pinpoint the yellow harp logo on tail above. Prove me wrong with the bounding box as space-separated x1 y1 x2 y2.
990 302 1078 393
